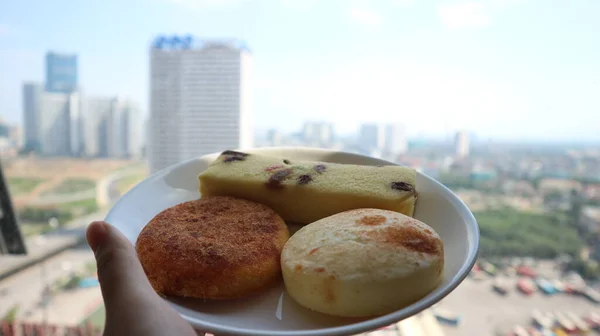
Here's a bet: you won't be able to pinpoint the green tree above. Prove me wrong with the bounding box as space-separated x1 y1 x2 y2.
569 188 584 234
476 209 583 259
2 304 19 322
565 257 600 280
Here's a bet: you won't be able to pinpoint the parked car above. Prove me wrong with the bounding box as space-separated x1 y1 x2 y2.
518 278 536 295
493 277 509 295
432 308 461 326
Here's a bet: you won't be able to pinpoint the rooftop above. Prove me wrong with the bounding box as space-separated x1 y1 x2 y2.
583 206 600 221
538 178 582 192
151 35 250 52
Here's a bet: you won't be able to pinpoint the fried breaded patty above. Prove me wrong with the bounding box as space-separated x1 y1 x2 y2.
136 196 290 300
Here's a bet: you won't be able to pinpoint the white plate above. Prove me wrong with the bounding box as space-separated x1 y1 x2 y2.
105 147 479 336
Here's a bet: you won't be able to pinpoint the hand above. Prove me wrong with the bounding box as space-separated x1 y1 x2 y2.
86 221 197 336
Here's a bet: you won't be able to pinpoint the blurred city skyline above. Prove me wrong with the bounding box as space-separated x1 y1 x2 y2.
1 0 600 142
2 2 600 333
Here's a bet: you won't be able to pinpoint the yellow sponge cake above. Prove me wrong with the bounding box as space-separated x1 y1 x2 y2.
198 150 417 224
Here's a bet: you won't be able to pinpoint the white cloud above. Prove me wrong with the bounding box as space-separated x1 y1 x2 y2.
438 2 491 30
349 7 384 27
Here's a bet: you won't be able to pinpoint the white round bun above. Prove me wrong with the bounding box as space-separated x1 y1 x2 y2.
281 208 444 318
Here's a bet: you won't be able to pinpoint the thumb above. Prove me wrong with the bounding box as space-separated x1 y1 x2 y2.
86 221 156 309
86 222 197 336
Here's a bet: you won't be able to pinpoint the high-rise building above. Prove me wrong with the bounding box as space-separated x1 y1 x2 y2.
0 121 9 138
45 52 78 94
302 122 334 147
23 52 140 158
148 36 253 173
0 120 13 157
22 82 42 152
9 125 23 150
84 97 141 158
0 119 10 151
119 102 142 158
266 129 283 147
69 93 84 156
455 131 470 158
22 82 82 156
359 123 385 151
385 123 408 156
38 92 81 156
142 118 149 158
84 97 115 157
0 120 22 157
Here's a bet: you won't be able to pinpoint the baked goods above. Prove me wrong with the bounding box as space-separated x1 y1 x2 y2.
134 149 446 316
280 209 444 317
136 196 290 300
198 150 417 224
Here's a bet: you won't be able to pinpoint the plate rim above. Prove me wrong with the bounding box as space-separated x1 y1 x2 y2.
106 147 480 336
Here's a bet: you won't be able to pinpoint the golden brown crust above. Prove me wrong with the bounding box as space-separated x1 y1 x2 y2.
356 215 386 226
136 196 289 300
364 221 442 255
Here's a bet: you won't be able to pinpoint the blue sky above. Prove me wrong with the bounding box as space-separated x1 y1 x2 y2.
1 0 599 141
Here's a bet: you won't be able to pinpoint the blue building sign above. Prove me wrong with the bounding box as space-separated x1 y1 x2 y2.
151 35 250 52
45 52 78 94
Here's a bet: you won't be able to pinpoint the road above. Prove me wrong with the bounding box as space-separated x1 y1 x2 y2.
1 166 127 285
25 166 137 206
15 162 145 208
97 167 146 207
0 165 142 325
0 209 108 322
0 245 95 320
0 209 108 280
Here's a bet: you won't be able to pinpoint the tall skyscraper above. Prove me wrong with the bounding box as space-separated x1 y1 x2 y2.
266 129 283 147
23 52 140 158
38 92 81 156
0 125 12 157
359 123 385 152
455 131 470 158
84 97 116 157
22 82 42 151
45 52 78 93
142 118 149 158
148 36 253 173
0 120 11 156
385 123 407 155
119 102 142 158
9 125 23 150
68 92 84 156
83 97 141 158
302 122 334 147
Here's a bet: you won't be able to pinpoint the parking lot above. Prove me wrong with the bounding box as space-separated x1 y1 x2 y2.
436 276 600 335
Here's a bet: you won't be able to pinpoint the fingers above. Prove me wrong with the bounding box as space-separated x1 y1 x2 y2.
86 221 197 336
86 221 155 309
